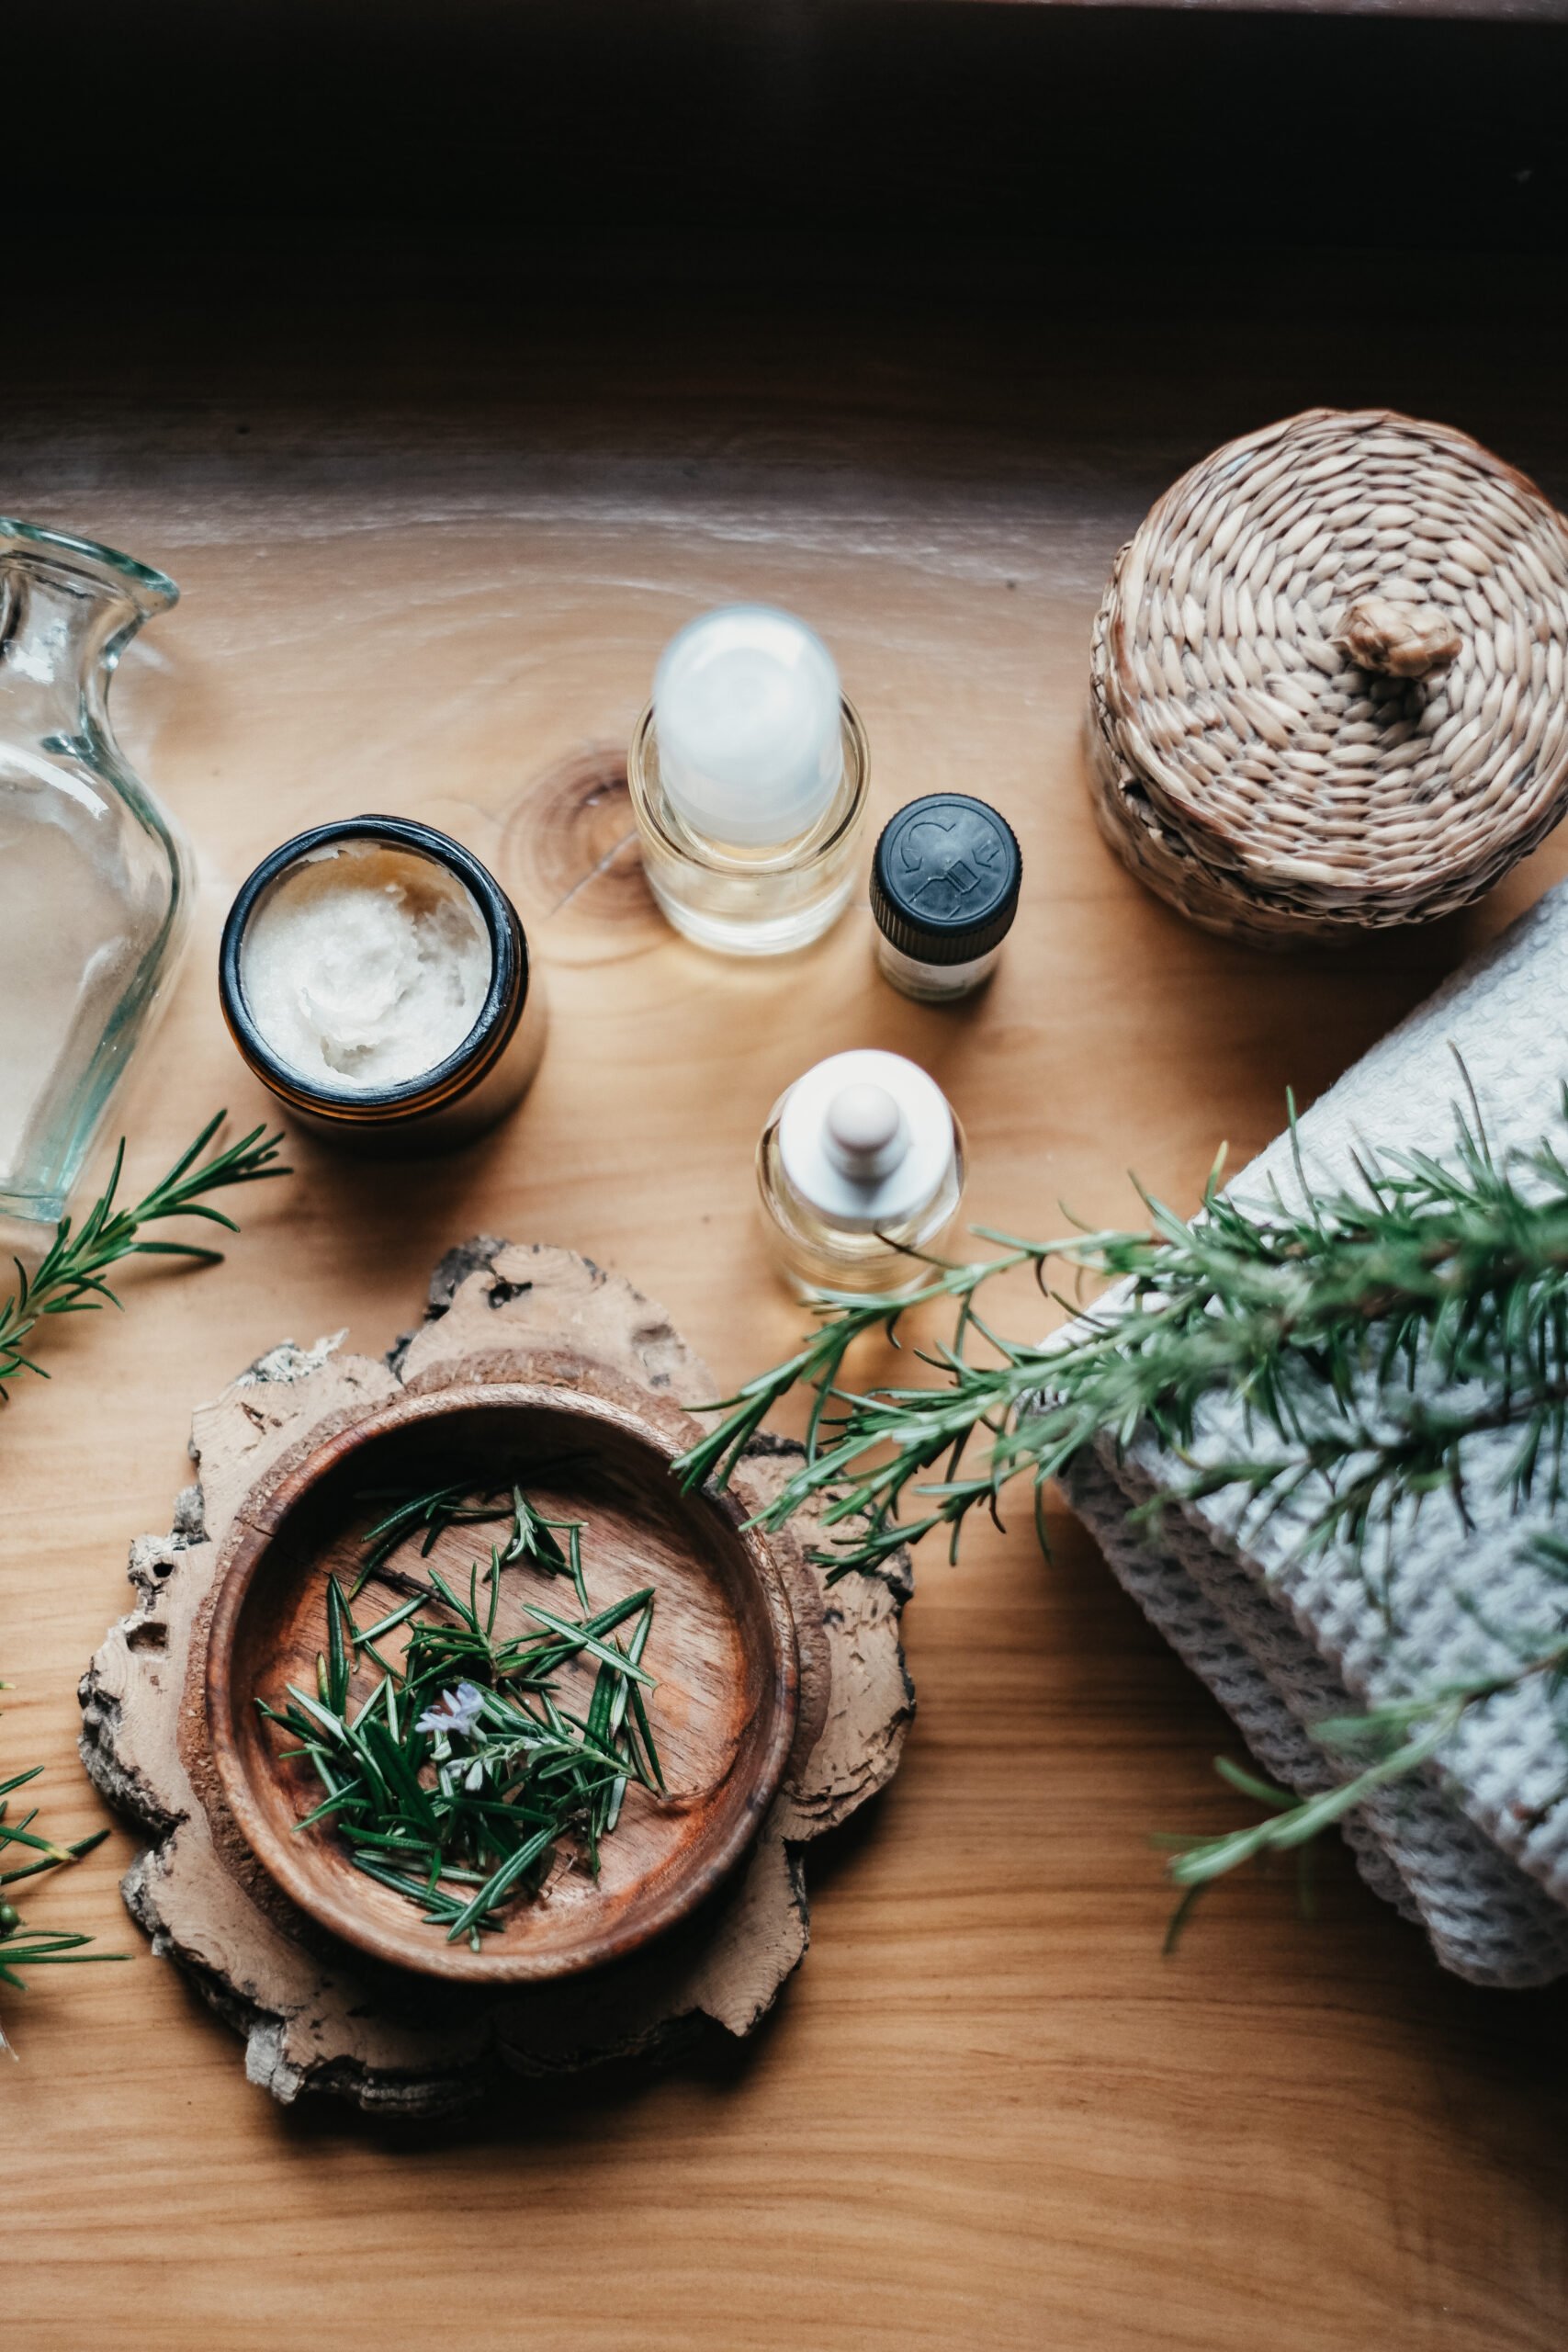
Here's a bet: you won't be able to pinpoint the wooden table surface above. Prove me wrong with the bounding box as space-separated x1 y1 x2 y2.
6 250 1568 2351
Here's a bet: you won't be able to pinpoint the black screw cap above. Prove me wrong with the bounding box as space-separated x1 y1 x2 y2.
871 793 1022 966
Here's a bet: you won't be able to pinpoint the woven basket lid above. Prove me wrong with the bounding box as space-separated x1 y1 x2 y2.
1095 409 1568 929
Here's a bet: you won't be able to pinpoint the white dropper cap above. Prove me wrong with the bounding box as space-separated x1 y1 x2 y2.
653 605 844 848
778 1049 956 1231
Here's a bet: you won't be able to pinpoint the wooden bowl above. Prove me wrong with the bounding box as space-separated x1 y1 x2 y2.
205 1382 799 1984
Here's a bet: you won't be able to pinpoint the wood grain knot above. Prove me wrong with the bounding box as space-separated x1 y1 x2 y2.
498 743 665 961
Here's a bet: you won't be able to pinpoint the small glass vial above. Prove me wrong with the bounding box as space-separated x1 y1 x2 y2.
757 1048 966 1299
871 793 1021 1003
627 605 870 956
219 816 547 1158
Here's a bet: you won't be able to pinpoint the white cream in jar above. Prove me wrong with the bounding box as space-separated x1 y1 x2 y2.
239 841 491 1090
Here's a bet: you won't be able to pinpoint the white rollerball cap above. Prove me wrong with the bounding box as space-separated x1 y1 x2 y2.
654 604 844 847
779 1048 956 1229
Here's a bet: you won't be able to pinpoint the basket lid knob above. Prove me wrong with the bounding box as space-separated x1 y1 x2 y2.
1335 595 1462 680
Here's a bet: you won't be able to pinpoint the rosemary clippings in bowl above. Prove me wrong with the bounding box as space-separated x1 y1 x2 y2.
258 1487 665 1950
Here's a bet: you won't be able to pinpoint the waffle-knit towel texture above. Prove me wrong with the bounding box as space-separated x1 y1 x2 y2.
1065 881 1568 1984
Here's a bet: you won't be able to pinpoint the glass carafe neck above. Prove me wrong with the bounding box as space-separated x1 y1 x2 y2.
0 520 177 743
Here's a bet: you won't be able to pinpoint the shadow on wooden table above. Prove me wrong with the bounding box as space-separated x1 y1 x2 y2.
255 1795 897 2154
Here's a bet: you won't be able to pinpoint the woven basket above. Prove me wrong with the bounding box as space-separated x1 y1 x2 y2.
1087 408 1568 950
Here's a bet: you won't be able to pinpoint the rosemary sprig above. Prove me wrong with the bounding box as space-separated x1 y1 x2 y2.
675 1081 1568 1929
0 1112 289 1398
683 1090 1568 1585
0 1685 126 2056
264 1496 663 1947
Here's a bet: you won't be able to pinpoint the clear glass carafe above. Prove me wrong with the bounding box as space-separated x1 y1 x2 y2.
0 521 193 1235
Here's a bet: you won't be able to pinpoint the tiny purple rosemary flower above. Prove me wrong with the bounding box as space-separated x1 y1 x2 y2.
415 1681 486 1738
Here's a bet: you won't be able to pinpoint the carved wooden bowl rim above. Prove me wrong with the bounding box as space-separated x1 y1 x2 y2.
204 1379 801 1984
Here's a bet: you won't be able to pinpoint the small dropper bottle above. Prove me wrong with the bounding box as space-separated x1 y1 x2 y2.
871 793 1021 1003
756 1048 966 1299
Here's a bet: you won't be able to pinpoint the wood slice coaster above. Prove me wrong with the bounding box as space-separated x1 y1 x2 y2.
79 1240 913 2116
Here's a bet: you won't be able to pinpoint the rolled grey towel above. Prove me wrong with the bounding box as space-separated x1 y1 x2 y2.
1063 881 1568 1985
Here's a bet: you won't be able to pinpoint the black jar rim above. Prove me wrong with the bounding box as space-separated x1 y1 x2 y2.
219 816 527 1125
